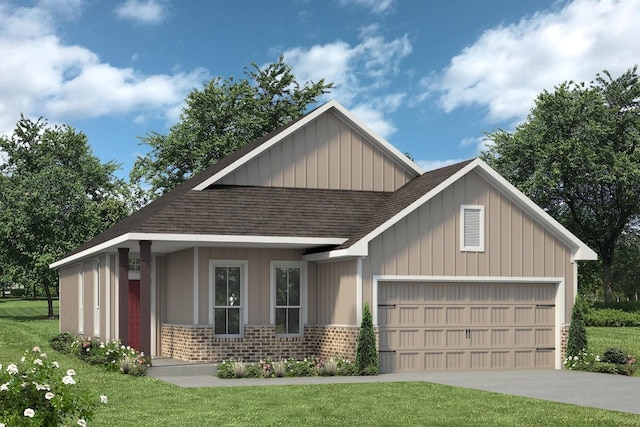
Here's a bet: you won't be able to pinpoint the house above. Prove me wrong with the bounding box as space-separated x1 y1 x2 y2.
51 100 597 373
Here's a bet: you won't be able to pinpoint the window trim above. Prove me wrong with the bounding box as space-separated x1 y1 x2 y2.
208 260 248 337
460 205 485 252
94 259 100 338
270 261 307 337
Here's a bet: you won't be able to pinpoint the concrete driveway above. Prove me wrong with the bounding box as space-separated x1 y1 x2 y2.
152 369 640 415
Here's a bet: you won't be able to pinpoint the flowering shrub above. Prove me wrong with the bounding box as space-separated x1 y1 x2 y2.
564 348 638 376
563 349 601 370
0 347 107 426
217 356 356 379
50 333 151 376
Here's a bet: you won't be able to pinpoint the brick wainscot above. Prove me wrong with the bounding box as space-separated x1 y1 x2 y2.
160 324 372 362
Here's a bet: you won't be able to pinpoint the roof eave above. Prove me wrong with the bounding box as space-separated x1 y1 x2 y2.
50 233 348 269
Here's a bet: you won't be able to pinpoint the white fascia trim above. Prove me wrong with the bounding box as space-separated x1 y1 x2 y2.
312 158 596 264
50 234 130 269
51 233 347 268
302 247 367 262
126 233 346 246
192 100 422 190
193 247 199 325
472 160 598 261
356 257 363 326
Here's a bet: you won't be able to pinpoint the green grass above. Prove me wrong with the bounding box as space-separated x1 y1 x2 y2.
2 300 640 426
587 326 640 358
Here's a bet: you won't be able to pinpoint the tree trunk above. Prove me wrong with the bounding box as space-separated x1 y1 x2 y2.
44 282 54 318
602 255 614 302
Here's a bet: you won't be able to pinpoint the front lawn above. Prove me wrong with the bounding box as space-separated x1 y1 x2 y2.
587 326 640 359
1 299 639 426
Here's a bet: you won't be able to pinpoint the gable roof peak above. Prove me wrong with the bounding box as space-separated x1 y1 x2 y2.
191 99 423 191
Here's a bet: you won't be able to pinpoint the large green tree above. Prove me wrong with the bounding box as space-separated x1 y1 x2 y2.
483 66 640 301
0 116 128 317
131 56 333 200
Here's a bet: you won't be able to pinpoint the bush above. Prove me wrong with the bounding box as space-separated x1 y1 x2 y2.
580 362 621 375
355 303 379 376
0 347 108 426
584 308 640 326
592 301 640 313
49 332 76 354
50 334 150 376
566 296 588 358
602 348 628 365
216 356 357 379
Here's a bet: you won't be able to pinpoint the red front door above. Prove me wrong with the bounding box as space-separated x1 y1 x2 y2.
128 280 140 351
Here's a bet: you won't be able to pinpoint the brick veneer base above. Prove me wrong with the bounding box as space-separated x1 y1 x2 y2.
161 324 364 362
561 323 570 362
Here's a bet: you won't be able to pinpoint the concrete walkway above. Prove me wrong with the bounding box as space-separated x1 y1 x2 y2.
150 368 640 415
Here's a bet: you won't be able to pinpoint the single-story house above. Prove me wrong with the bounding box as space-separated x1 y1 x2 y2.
51 100 597 372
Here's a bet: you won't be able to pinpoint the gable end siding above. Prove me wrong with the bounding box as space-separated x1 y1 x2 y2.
362 170 575 320
220 111 415 191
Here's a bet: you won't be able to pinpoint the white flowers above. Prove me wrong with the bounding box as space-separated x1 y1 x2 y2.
34 358 43 366
45 391 55 400
62 375 76 385
0 382 9 391
67 369 76 376
24 408 35 417
32 346 41 352
78 418 87 426
100 395 108 404
6 364 18 375
52 361 60 368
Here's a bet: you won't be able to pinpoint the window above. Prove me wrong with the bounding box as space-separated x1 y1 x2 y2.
271 262 306 336
209 261 247 336
460 205 485 252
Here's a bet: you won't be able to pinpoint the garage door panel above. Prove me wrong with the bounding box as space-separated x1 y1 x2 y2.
470 351 490 369
424 329 444 347
424 307 444 324
378 281 557 372
446 329 466 347
445 307 465 323
470 307 489 324
535 328 554 346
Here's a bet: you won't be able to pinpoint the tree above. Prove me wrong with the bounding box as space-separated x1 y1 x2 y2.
131 55 333 200
355 303 379 375
0 116 128 317
483 66 640 301
566 295 588 359
612 224 640 300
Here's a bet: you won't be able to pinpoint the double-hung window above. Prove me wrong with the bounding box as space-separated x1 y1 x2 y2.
271 261 306 336
460 205 485 252
210 261 247 336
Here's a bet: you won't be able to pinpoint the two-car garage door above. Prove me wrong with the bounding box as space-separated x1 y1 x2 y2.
378 281 557 373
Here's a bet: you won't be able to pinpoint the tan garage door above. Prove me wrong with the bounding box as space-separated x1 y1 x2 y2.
378 281 556 373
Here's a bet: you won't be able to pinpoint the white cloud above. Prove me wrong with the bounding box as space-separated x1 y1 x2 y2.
283 26 411 138
115 0 166 25
0 2 207 135
429 0 640 123
340 0 395 14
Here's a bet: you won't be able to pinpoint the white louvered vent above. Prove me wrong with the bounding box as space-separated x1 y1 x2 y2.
460 205 484 251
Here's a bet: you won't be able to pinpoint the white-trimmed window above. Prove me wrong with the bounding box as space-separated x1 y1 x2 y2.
460 205 485 252
209 260 247 336
270 261 307 336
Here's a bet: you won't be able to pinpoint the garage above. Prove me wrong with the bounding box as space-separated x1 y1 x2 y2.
378 281 557 373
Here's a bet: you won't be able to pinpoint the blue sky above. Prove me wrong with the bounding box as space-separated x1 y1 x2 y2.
1 0 639 177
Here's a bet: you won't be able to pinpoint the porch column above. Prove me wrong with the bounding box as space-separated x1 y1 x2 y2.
139 240 152 357
118 247 129 345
